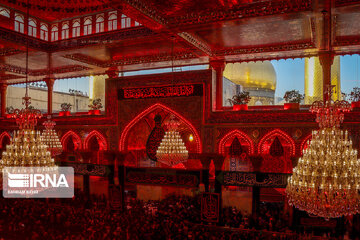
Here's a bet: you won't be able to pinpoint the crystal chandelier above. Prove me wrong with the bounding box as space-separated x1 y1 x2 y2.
156 115 188 166
0 0 56 171
286 86 360 218
41 116 62 156
0 97 56 170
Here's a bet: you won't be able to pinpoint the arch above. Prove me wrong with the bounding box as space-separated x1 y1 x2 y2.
40 23 48 40
258 129 295 156
300 133 312 154
61 130 82 151
218 129 254 155
0 131 11 147
62 22 69 39
119 103 201 153
84 130 108 151
72 20 80 37
96 15 104 33
28 18 37 38
51 24 58 41
14 14 24 33
83 17 92 35
108 11 117 31
0 7 10 18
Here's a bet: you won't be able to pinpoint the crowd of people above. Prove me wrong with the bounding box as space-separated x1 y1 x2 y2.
0 191 358 239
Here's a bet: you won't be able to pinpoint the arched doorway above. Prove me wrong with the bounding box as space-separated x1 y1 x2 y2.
84 130 107 151
119 103 201 168
61 131 82 152
0 131 11 155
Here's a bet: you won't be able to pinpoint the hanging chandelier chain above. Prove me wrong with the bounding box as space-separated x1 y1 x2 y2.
25 0 30 100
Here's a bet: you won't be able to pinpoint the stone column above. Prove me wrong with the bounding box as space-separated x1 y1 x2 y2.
0 84 7 117
45 78 55 115
210 60 225 111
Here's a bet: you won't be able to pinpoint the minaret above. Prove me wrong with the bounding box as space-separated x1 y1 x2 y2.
304 56 340 104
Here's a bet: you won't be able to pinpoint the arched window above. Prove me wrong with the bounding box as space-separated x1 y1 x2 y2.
62 22 69 39
51 25 58 41
28 18 37 37
108 11 117 31
121 14 131 28
14 14 24 33
40 24 48 40
83 18 92 35
72 20 80 37
96 15 104 33
0 7 10 18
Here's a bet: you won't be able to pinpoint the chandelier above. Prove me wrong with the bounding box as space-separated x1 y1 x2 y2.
0 0 56 171
0 97 56 170
286 86 360 218
156 115 188 166
41 116 62 156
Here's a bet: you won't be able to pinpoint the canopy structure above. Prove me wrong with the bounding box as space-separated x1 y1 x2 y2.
0 0 358 84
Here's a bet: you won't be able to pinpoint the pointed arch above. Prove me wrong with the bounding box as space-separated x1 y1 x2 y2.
0 7 10 18
119 103 201 153
84 130 108 151
218 129 254 155
61 130 82 151
0 131 11 147
258 129 295 156
300 134 312 154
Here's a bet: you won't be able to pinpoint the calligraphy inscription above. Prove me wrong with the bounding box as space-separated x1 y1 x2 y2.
126 171 198 187
118 84 203 99
64 163 108 176
222 172 289 187
201 193 220 223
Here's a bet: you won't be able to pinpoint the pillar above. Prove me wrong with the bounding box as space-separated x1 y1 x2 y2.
0 84 7 117
210 60 225 110
118 164 125 211
319 52 335 102
200 156 211 192
117 153 126 211
45 78 55 115
108 164 115 185
83 175 90 197
252 186 260 216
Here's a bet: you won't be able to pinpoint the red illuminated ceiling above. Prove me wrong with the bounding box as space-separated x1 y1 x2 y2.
0 0 360 84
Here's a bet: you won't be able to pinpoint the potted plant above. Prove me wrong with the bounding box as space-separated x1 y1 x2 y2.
349 87 360 109
88 98 103 115
283 90 304 110
59 103 72 116
5 106 14 118
228 91 251 111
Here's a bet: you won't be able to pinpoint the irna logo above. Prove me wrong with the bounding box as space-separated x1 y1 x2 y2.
7 172 69 188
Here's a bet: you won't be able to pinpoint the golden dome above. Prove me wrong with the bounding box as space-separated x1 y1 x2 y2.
223 61 277 90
